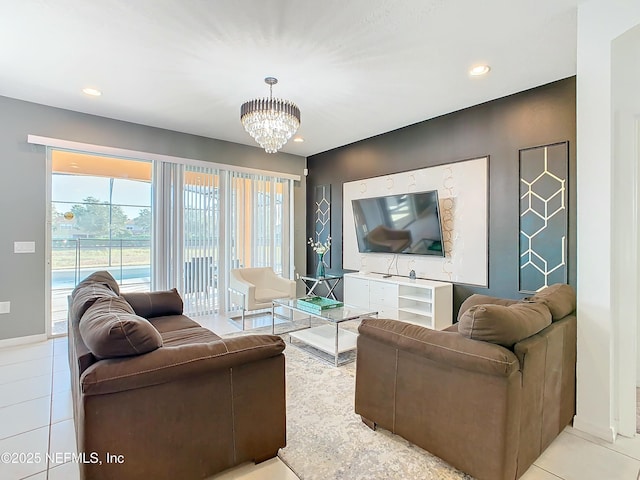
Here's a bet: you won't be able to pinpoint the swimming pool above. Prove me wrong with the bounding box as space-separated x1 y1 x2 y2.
51 265 151 289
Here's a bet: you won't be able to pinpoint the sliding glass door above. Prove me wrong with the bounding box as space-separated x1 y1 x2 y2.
49 146 295 335
50 150 152 335
156 167 292 316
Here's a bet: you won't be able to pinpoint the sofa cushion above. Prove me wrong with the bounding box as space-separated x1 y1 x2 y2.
457 294 522 322
79 296 163 359
161 326 222 346
122 288 183 319
458 302 552 348
529 284 576 321
148 314 202 334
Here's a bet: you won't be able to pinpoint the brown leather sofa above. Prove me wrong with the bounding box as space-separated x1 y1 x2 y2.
68 271 286 480
355 284 576 480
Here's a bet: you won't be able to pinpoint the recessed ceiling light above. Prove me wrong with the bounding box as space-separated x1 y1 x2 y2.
82 87 102 96
469 65 491 76
293 137 304 143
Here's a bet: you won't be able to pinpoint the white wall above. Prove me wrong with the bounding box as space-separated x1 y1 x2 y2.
575 0 640 441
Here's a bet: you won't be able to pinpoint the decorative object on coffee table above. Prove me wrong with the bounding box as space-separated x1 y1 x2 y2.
296 296 343 314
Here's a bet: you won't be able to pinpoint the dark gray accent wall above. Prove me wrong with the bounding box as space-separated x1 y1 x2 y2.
0 95 306 341
306 77 576 318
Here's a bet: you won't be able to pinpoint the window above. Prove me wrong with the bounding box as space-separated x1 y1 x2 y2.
50 151 151 335
41 137 297 334
227 171 289 274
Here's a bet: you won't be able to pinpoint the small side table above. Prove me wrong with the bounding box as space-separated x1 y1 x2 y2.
299 274 343 300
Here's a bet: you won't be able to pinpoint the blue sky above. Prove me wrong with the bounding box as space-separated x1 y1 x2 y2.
52 174 151 220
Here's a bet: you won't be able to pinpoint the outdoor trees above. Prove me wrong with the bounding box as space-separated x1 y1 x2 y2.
132 208 151 235
71 196 129 238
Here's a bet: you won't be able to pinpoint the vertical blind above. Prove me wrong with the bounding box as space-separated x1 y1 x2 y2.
227 172 286 272
225 171 291 313
152 161 183 292
226 171 289 273
154 163 293 317
182 165 220 316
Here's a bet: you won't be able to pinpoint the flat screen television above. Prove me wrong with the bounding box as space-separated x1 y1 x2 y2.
351 190 445 256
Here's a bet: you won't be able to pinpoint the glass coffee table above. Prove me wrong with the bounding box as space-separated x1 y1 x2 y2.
272 298 377 366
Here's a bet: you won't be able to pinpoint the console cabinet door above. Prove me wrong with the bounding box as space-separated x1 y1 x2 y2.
369 280 399 308
344 276 369 308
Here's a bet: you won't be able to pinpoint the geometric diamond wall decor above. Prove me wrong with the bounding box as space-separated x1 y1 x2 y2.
519 141 569 293
314 184 331 268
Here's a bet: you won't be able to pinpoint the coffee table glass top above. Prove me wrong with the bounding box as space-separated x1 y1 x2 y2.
273 298 377 323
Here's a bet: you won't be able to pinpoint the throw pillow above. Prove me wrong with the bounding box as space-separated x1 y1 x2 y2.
121 288 183 318
457 294 522 322
69 284 118 322
79 296 163 359
528 284 576 321
70 271 122 321
458 302 552 348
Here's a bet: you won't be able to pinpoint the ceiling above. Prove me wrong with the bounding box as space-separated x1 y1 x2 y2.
0 0 581 157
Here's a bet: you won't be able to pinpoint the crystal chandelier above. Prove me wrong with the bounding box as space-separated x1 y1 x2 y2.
240 77 301 154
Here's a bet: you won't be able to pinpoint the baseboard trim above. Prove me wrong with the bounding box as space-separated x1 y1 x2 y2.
0 334 48 349
573 415 617 443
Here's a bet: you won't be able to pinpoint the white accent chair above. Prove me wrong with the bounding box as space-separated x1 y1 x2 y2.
229 267 297 330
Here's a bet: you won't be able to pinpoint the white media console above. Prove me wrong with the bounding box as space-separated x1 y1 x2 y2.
343 272 453 330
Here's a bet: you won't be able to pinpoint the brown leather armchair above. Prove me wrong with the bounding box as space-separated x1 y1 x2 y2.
354 285 576 480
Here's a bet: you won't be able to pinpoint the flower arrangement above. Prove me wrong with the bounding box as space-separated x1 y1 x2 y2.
309 237 331 278
308 236 331 254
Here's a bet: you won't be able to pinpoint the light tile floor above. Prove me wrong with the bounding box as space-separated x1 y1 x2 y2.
1 315 640 480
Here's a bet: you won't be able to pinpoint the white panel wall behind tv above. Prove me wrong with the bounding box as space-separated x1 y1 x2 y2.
343 156 488 286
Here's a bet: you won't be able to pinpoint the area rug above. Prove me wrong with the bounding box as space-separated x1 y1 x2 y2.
224 326 471 480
